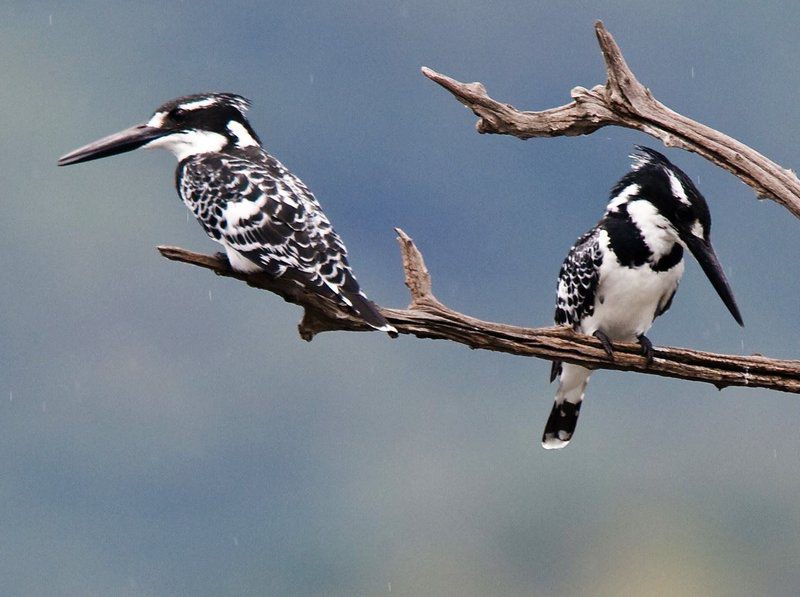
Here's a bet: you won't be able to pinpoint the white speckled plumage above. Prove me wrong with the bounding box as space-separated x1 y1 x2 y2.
59 92 396 335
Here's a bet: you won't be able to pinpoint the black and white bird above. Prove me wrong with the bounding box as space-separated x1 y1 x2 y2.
58 93 396 335
543 146 743 449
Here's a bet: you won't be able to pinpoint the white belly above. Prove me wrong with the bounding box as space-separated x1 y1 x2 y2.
580 258 684 341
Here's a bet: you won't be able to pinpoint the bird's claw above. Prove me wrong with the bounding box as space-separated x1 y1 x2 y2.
593 330 615 360
637 334 654 366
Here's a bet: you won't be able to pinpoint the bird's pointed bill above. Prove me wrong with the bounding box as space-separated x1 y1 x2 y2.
683 234 743 326
58 124 169 166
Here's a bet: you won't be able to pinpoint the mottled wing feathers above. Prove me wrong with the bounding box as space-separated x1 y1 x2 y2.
554 227 602 327
178 150 393 332
550 227 602 383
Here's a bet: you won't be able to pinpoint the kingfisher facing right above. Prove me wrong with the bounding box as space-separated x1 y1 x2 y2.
543 146 743 449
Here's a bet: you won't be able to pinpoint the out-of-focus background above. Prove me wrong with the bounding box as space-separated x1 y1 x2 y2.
2 2 799 595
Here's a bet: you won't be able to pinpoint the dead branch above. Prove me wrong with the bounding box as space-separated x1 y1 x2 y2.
158 230 800 395
422 21 800 220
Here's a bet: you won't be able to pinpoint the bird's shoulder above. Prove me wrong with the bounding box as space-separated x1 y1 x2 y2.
179 149 331 225
181 148 310 196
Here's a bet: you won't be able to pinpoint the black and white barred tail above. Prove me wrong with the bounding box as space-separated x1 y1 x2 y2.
344 291 397 336
542 363 592 449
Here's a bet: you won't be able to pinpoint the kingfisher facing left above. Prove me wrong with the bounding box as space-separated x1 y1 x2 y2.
543 147 743 449
58 93 396 335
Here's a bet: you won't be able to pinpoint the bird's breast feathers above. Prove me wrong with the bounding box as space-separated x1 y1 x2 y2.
581 229 684 339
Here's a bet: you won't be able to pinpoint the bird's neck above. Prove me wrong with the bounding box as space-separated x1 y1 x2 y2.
604 200 682 267
146 122 261 162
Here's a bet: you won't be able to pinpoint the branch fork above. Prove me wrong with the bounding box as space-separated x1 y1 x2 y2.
422 21 800 219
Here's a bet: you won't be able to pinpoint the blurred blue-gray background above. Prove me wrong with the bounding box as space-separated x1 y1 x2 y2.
2 2 799 595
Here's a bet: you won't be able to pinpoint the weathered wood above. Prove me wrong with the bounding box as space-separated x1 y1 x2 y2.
422 21 800 220
159 229 800 394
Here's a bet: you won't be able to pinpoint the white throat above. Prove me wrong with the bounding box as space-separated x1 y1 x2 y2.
143 129 228 161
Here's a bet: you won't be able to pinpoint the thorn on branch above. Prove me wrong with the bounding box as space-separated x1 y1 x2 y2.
394 227 442 309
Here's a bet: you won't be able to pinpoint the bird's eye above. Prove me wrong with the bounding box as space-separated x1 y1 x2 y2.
675 203 693 221
170 108 187 122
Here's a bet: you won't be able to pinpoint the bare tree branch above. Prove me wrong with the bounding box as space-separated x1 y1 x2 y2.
158 230 800 395
422 21 800 220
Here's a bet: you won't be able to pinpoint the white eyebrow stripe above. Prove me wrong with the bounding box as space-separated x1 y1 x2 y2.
180 97 219 110
666 168 691 205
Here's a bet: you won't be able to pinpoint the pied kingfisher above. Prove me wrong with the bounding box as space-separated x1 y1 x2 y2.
58 93 396 335
543 146 743 449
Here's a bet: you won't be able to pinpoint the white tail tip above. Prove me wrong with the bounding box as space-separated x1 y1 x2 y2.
542 436 570 450
376 323 398 337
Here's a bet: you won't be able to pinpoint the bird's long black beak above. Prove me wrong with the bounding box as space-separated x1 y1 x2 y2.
683 234 744 326
58 123 169 166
